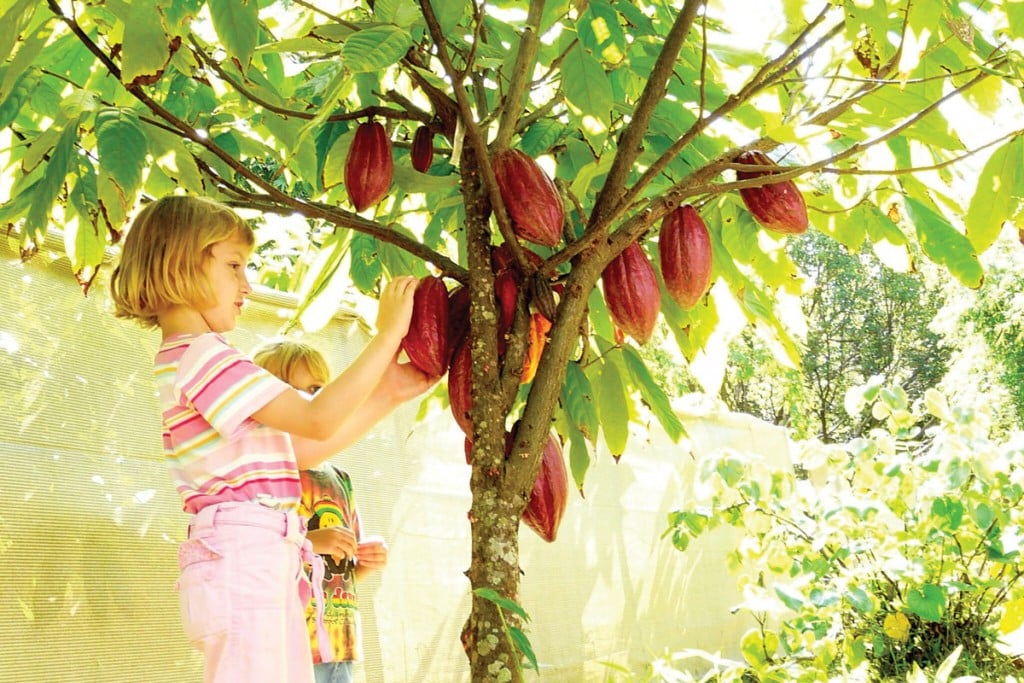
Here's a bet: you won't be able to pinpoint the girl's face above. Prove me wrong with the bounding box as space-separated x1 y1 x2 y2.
198 236 253 333
287 361 325 396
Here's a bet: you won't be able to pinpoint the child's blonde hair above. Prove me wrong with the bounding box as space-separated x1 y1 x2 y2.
252 340 332 387
110 195 255 328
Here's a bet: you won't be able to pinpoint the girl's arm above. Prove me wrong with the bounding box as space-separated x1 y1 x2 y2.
251 277 422 454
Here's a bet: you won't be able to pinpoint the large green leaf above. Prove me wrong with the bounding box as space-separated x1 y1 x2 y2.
208 0 260 68
965 135 1024 252
24 115 82 243
341 26 413 73
561 43 613 127
904 196 983 289
95 107 148 227
621 346 684 442
114 0 170 86
561 362 599 444
595 360 629 458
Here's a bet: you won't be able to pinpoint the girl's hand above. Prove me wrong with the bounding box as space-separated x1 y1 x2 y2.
381 356 439 404
306 525 358 564
375 276 418 345
355 536 389 572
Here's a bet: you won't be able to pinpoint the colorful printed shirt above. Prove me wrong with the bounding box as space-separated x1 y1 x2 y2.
298 464 362 663
155 332 301 514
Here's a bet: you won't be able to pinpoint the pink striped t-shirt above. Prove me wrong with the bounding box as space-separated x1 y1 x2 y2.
155 332 302 514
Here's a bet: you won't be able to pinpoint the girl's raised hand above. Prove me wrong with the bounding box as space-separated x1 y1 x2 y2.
375 276 418 344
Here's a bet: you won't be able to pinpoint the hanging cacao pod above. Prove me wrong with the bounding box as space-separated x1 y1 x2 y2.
411 125 434 173
521 432 569 543
447 341 472 436
446 285 471 363
735 150 808 234
345 121 394 212
400 276 449 378
492 149 564 247
602 242 661 344
659 204 713 309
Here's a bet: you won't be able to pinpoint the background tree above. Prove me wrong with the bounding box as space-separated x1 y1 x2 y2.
722 232 950 442
2 1 1022 679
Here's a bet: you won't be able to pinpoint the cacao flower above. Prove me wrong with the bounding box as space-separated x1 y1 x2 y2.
521 432 569 543
735 150 808 234
411 125 434 173
401 276 449 378
345 121 394 212
447 341 472 436
602 242 661 344
659 204 713 309
492 149 564 247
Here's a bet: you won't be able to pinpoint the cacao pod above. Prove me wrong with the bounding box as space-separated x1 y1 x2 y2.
520 313 551 384
521 432 569 543
602 242 661 344
401 276 449 378
446 285 470 363
659 204 713 309
495 270 519 340
411 125 434 173
345 121 394 212
447 341 472 436
492 149 564 247
735 150 808 234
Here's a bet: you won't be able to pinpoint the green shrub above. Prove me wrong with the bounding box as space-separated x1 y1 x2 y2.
659 383 1024 682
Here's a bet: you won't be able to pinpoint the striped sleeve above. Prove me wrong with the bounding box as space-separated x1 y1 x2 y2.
176 334 289 438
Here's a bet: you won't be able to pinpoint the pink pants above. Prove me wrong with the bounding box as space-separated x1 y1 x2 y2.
177 502 328 683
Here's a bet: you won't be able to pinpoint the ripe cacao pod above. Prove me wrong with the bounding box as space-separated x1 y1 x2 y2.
520 312 551 384
401 276 449 378
492 149 564 247
411 125 434 173
447 341 472 436
446 285 470 362
659 204 713 309
735 150 808 234
345 121 394 212
521 432 569 543
602 242 661 344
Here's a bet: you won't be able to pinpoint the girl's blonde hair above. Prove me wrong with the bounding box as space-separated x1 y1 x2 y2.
110 195 255 328
252 340 332 387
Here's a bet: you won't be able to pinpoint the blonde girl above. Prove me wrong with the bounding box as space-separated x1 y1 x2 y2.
110 195 432 683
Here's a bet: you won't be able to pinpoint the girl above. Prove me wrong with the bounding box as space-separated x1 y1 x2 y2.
110 195 433 683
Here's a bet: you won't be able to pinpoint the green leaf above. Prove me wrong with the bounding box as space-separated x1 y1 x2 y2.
349 233 383 293
116 0 170 86
965 135 1023 252
561 362 599 444
508 627 539 673
846 587 873 614
906 584 945 623
904 196 983 289
431 0 468 35
621 346 685 442
566 421 591 494
0 0 40 68
341 25 413 73
520 119 564 157
96 107 148 227
24 115 82 243
595 361 629 457
561 44 613 126
775 584 804 611
472 587 530 622
208 0 260 68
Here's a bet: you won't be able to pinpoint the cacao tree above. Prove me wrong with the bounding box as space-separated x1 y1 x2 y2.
2 0 1023 680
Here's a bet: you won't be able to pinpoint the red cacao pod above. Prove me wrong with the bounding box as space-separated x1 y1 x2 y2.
492 149 564 247
345 121 394 212
401 276 449 378
602 242 661 344
521 432 569 543
446 285 470 363
447 341 472 436
735 150 808 234
495 270 519 340
659 204 713 309
411 125 434 173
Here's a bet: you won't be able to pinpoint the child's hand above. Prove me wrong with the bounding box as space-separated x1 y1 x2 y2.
381 356 440 403
355 536 389 572
375 276 418 344
306 525 358 565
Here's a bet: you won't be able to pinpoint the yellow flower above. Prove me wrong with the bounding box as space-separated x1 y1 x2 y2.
884 612 911 642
